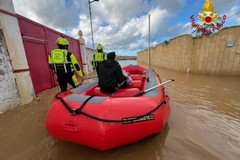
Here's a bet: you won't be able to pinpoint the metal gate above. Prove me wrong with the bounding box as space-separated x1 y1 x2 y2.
17 14 83 94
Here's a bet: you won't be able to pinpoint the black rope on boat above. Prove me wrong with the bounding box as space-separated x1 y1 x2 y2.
78 100 166 123
55 92 96 116
54 71 167 123
55 92 74 114
55 91 166 123
74 95 96 115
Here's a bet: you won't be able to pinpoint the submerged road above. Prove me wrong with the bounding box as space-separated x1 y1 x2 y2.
0 64 240 160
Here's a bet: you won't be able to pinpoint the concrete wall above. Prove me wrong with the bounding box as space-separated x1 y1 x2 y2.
0 0 35 113
78 30 96 75
0 30 21 113
138 26 240 76
85 47 95 74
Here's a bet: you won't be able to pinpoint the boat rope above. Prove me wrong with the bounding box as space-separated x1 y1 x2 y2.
55 92 166 123
74 95 96 115
55 92 74 114
78 100 166 123
54 71 167 123
55 93 96 115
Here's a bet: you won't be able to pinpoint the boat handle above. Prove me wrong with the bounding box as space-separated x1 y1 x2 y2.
63 124 79 132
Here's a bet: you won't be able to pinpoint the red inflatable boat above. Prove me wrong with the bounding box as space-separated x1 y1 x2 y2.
46 65 173 150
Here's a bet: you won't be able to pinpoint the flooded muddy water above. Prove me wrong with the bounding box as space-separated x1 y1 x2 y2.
0 63 240 160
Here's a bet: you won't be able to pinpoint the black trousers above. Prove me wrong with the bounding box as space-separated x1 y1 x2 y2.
56 70 76 92
95 62 102 75
100 81 126 94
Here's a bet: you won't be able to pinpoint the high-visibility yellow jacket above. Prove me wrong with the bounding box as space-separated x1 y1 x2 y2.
92 52 107 68
48 49 83 77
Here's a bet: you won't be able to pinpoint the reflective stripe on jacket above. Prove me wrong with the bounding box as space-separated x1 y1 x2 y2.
92 52 107 68
48 49 83 77
92 52 106 62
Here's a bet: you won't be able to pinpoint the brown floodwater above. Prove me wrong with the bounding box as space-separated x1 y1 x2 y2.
0 64 240 160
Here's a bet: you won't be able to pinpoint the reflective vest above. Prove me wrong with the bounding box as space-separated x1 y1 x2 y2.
48 49 83 77
93 52 106 62
92 52 107 68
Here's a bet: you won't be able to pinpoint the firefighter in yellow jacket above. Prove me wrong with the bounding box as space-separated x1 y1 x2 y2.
48 36 83 92
92 44 107 75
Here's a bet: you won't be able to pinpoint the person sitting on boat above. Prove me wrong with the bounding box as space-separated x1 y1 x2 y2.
48 36 84 92
98 52 126 93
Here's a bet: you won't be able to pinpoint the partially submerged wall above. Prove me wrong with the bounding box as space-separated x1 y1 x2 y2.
0 0 35 114
0 30 21 113
138 26 240 76
85 48 95 74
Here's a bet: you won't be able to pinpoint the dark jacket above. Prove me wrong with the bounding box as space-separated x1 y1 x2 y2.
98 59 126 93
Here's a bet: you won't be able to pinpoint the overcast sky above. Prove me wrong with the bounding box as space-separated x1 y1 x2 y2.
12 0 240 56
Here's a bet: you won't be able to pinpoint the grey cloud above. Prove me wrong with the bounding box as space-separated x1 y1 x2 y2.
91 0 150 25
13 0 83 29
12 0 240 56
224 4 240 23
213 0 239 13
155 0 187 14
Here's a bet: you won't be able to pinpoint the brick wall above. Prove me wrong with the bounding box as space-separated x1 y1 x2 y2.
138 26 240 76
